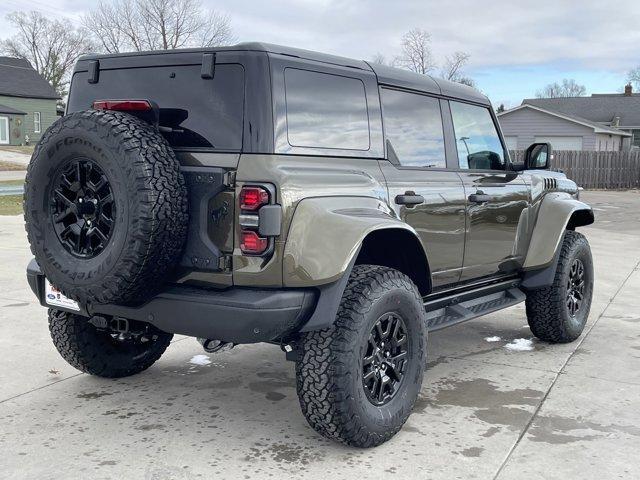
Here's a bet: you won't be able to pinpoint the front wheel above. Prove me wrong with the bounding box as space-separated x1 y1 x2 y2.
49 309 173 378
295 265 427 448
525 231 594 343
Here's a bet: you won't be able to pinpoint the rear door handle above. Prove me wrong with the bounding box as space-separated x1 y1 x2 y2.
395 192 424 207
468 191 491 203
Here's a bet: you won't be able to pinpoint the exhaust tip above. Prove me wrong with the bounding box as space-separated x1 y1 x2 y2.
197 338 234 353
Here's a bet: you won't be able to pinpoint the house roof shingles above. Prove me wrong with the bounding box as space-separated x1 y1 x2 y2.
523 95 640 128
0 56 59 100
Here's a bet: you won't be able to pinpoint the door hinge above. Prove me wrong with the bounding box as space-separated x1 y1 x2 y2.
217 254 233 272
223 171 236 189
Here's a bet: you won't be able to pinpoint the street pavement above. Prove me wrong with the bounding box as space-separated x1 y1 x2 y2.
0 190 639 480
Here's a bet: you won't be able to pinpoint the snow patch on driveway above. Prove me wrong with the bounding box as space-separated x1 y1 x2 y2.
504 338 535 351
188 354 211 366
485 336 502 342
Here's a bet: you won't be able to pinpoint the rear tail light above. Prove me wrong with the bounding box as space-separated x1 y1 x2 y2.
92 100 152 112
240 230 269 255
239 186 269 211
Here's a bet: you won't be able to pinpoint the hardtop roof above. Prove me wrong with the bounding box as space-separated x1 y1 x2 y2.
78 42 489 105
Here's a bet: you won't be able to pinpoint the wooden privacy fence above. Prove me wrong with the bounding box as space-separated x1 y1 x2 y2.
509 150 640 190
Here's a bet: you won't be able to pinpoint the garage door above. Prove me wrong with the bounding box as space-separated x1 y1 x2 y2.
504 136 518 150
534 136 583 150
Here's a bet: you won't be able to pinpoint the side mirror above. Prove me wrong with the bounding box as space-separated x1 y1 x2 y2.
524 143 552 170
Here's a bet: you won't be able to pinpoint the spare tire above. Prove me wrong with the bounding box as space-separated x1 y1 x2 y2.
24 109 188 305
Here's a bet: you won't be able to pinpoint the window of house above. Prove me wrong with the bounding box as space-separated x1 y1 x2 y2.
450 101 506 170
632 129 640 148
284 68 370 150
381 88 446 168
33 112 41 134
0 116 9 144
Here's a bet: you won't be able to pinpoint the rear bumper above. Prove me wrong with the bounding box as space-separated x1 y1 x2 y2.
27 259 317 344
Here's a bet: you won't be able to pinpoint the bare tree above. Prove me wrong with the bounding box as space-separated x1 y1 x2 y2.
536 79 586 98
396 28 436 74
628 67 640 89
370 52 388 65
389 29 475 86
441 51 475 87
82 1 126 53
0 11 92 99
83 0 233 53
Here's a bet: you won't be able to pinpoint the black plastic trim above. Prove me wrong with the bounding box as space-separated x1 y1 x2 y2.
179 167 227 271
87 60 99 84
27 259 317 344
201 53 215 79
424 277 521 311
258 205 282 236
426 287 525 331
521 245 562 290
300 255 358 332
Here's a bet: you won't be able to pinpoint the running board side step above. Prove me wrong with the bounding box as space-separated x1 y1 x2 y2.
425 284 526 332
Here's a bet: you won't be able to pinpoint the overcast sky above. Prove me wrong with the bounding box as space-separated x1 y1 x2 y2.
1 0 639 107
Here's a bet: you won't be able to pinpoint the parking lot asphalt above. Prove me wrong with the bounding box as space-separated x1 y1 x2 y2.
1 190 639 480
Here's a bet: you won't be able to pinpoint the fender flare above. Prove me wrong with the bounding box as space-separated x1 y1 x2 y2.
523 192 594 271
282 196 429 332
283 196 426 287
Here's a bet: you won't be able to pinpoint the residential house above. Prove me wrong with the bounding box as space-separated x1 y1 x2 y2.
0 56 60 146
497 84 639 151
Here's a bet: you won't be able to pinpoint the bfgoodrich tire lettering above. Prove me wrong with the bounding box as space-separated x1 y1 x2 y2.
525 230 594 343
295 265 427 447
24 110 188 305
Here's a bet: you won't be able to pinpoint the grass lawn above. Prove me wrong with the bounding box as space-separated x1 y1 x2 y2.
0 145 34 155
0 195 22 216
0 160 27 171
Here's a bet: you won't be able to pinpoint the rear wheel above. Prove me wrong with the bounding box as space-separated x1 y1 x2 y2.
295 265 427 447
49 309 173 378
526 231 594 343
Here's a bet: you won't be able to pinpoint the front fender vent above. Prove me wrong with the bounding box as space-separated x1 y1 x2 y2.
543 178 558 191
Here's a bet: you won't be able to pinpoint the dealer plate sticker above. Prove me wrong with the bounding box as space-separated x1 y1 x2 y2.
45 280 80 311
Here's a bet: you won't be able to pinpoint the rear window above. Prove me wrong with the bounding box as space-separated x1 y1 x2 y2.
68 64 244 150
284 68 370 150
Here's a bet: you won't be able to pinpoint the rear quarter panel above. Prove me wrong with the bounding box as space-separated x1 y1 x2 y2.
233 154 389 287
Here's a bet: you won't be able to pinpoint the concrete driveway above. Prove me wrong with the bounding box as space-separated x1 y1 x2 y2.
1 191 639 480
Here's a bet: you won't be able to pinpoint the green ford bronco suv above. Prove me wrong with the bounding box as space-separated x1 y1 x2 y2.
24 43 594 448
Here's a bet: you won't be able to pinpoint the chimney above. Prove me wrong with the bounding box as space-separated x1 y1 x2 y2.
624 83 633 96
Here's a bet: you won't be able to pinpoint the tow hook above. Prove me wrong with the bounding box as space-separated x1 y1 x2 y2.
197 338 235 353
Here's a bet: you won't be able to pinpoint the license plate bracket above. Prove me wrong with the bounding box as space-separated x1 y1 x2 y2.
45 280 80 311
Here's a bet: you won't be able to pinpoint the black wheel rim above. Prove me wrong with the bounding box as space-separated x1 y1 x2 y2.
362 312 409 406
50 158 116 258
566 258 586 317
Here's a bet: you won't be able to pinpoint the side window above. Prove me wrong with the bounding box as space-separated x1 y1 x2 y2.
284 68 370 150
450 101 506 170
381 88 445 168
